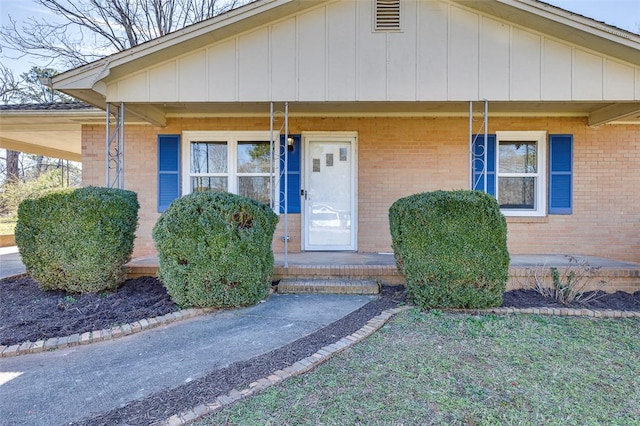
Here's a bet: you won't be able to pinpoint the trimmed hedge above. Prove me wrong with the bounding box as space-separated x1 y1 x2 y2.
15 186 139 293
389 190 509 309
152 191 278 308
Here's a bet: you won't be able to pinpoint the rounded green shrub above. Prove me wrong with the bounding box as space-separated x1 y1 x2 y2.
152 191 278 308
389 190 509 309
15 186 139 293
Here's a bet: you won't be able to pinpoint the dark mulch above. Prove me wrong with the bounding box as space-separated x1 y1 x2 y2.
1 275 638 425
501 288 640 311
0 276 177 346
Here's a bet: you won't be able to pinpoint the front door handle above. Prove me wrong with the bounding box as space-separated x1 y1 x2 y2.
300 189 308 200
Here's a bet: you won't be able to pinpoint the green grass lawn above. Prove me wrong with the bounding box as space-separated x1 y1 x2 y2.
0 217 16 235
198 310 640 426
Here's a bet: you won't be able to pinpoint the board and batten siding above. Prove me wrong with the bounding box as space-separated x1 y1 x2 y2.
106 0 640 103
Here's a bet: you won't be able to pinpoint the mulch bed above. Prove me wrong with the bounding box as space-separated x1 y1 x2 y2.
0 276 177 346
502 288 640 311
1 275 639 425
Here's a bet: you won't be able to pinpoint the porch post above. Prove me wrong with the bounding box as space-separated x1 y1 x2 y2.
269 102 274 210
468 101 473 190
483 99 488 194
469 100 490 194
284 102 289 268
105 102 125 189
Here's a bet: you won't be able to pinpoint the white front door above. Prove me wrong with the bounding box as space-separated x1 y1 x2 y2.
303 135 357 251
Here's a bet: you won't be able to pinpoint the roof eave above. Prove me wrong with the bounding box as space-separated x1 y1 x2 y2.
52 0 322 93
452 0 640 66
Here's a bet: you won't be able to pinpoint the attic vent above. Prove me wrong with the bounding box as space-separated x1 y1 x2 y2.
374 0 401 31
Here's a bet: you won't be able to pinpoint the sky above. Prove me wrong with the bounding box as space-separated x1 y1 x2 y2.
0 0 639 76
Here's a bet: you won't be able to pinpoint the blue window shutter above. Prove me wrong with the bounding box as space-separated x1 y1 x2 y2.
279 135 301 214
158 134 180 212
548 134 573 214
472 134 496 196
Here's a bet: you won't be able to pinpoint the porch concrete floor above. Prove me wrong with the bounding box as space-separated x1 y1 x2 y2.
126 252 640 269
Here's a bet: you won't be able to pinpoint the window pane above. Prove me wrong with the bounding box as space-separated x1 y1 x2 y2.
191 177 228 193
238 176 270 204
191 142 227 173
237 141 270 173
499 142 537 173
499 177 535 209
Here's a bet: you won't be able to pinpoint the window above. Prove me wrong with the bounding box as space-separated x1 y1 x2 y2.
182 131 277 206
496 131 546 216
473 131 547 217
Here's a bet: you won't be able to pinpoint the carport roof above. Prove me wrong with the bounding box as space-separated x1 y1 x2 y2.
0 102 103 162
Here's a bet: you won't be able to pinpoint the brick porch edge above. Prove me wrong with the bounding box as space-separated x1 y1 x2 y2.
156 305 640 426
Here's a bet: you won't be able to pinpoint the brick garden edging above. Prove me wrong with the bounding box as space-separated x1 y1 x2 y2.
0 307 217 358
485 306 640 318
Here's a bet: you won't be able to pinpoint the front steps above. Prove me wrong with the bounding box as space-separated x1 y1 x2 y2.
277 279 380 295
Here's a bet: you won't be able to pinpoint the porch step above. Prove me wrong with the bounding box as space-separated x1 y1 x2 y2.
277 279 380 295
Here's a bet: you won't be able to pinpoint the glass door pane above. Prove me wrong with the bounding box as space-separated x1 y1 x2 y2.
305 139 354 250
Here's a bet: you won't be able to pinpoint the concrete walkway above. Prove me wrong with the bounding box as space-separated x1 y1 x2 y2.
0 246 25 278
0 293 375 425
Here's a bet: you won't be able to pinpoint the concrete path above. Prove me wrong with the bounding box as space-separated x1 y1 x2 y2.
0 293 375 426
0 247 25 278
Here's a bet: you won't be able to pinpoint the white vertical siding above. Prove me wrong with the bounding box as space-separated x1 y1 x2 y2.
417 1 448 100
511 28 541 100
149 62 177 101
178 51 207 101
327 1 357 101
604 59 635 100
111 71 147 101
573 50 603 100
542 39 572 100
238 28 270 100
480 17 510 100
107 0 640 103
208 39 237 101
356 1 386 101
271 18 297 101
387 0 417 100
298 8 326 100
448 7 479 100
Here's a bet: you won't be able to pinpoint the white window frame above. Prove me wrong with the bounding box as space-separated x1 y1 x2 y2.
495 131 547 217
182 131 279 208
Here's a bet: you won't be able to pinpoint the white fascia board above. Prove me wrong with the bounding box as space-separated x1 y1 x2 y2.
505 0 640 46
452 0 640 66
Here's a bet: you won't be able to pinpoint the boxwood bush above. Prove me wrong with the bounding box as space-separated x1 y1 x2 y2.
152 191 278 308
15 186 139 293
389 190 509 309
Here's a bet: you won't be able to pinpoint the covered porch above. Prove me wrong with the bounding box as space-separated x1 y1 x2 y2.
125 252 640 294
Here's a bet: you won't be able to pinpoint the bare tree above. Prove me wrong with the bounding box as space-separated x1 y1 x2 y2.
1 0 247 69
0 64 24 104
19 67 76 104
0 65 23 184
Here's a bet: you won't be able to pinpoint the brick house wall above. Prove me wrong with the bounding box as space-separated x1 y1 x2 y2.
81 116 640 263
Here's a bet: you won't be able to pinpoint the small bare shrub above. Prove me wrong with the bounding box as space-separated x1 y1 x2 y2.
521 255 606 305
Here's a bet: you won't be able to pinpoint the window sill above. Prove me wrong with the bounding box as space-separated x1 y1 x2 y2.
505 216 549 224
